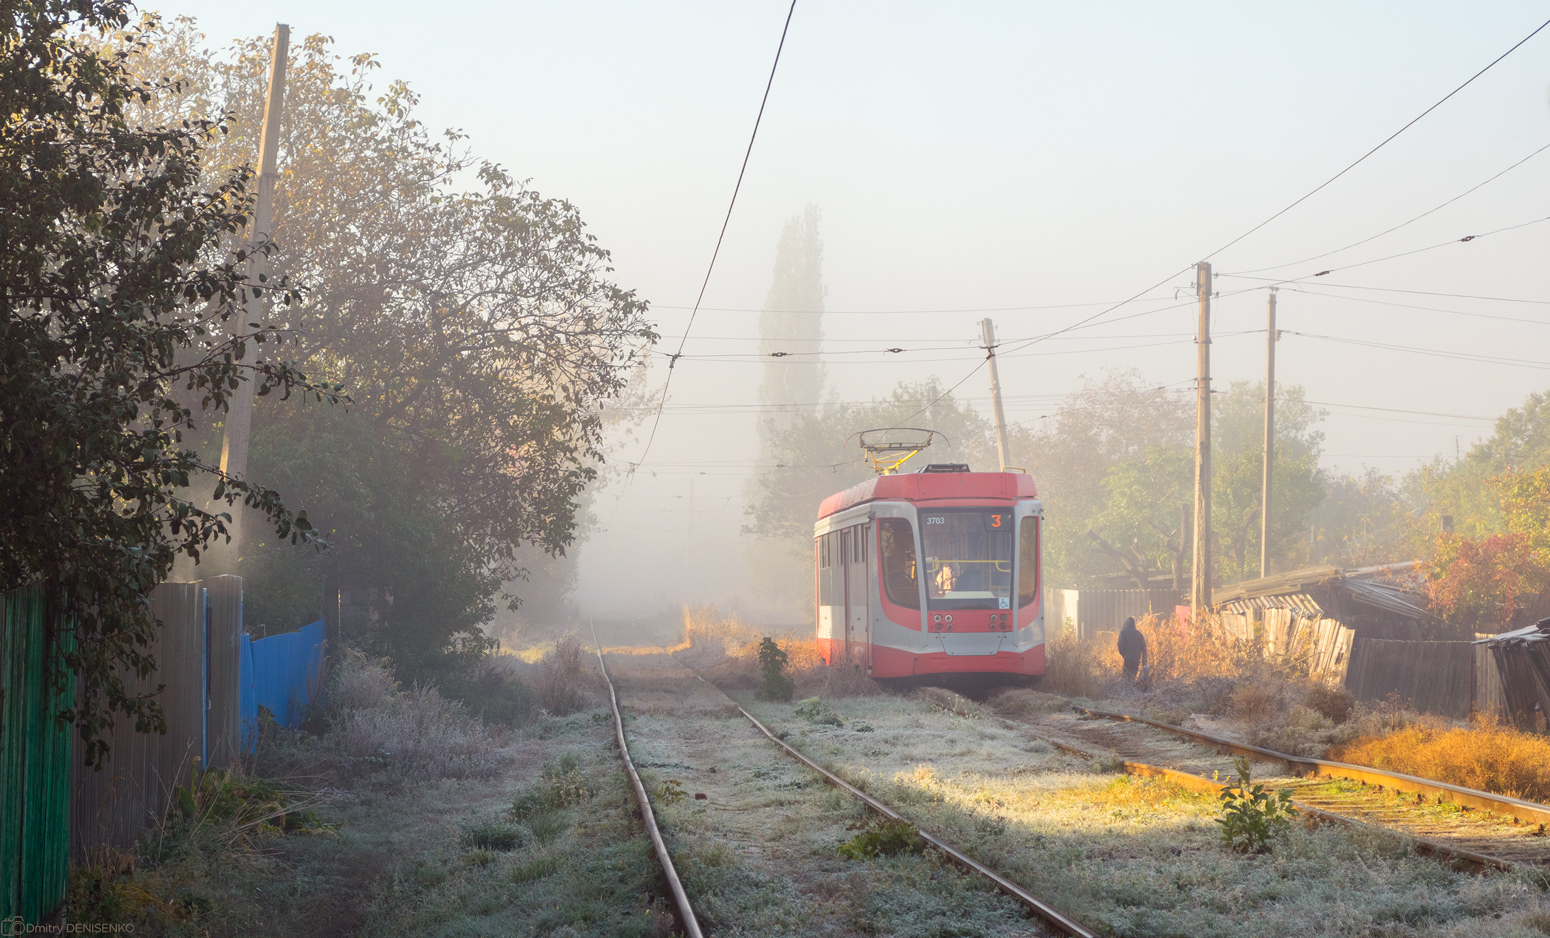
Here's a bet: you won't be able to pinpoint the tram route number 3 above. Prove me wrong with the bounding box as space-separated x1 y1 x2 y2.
922 513 1010 529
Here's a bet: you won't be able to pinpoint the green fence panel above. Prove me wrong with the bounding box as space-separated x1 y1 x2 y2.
1 584 74 924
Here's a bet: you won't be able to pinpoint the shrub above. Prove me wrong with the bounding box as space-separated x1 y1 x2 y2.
1216 757 1297 853
1225 682 1279 721
1304 683 1355 724
1331 715 1550 801
509 752 597 820
838 817 926 860
794 697 843 726
916 687 985 719
756 637 795 702
536 636 597 715
320 657 507 784
439 655 537 725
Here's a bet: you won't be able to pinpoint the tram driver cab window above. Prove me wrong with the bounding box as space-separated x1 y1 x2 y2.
920 510 1014 610
878 518 919 610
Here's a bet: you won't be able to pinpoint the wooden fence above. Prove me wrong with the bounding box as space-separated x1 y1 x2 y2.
71 576 243 857
1046 588 1182 640
1344 640 1474 719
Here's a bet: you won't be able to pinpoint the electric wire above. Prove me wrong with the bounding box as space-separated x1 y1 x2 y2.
621 13 1550 481
1283 329 1550 369
1271 286 1550 327
1220 277 1550 305
1225 140 1550 275
1273 214 1550 280
629 0 797 474
1200 14 1550 263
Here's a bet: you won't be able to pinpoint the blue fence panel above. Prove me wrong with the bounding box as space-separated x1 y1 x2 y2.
244 620 326 734
239 633 258 751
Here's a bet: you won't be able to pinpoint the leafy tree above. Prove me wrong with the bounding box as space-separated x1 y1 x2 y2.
756 205 827 424
1012 371 1192 586
745 380 995 537
1 1 330 760
1404 391 1550 549
1210 381 1326 583
1087 444 1192 590
747 206 828 600
1423 464 1550 632
1425 532 1549 632
1498 465 1550 557
122 23 656 670
1311 468 1406 568
1040 376 1326 589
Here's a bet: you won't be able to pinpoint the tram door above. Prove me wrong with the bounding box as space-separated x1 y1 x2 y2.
843 524 872 671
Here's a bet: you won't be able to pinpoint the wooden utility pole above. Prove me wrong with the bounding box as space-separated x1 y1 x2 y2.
1260 288 1277 578
219 24 289 547
981 318 1012 471
1191 261 1212 616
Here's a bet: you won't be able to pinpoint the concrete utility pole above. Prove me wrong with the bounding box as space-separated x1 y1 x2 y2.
219 24 289 548
1192 261 1213 617
981 318 1012 472
1260 288 1277 579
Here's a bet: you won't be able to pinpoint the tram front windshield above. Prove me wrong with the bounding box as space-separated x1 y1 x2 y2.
920 509 1014 610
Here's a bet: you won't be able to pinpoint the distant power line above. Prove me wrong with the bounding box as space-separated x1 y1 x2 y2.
1221 277 1550 305
1200 13 1550 263
1225 140 1550 276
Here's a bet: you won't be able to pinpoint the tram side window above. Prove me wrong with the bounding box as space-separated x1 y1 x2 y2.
879 518 920 610
1018 517 1039 607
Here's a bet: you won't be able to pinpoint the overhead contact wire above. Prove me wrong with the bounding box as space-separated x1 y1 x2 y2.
1201 14 1550 263
631 0 798 475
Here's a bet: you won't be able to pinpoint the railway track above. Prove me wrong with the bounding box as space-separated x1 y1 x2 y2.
1021 703 1550 870
590 639 1092 938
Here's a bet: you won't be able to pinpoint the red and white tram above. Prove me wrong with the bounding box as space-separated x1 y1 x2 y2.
814 463 1045 688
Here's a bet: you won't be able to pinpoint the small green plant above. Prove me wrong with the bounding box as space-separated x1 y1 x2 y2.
1217 756 1298 853
794 697 843 726
462 816 525 851
756 637 795 702
511 854 562 884
508 753 596 820
655 779 686 806
837 817 926 860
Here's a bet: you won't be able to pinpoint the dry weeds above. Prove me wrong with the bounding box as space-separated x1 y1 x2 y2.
680 604 881 698
263 653 509 786
1332 715 1550 802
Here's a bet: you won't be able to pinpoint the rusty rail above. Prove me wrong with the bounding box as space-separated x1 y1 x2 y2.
1039 731 1510 872
1071 705 1550 828
692 674 1095 938
590 631 704 938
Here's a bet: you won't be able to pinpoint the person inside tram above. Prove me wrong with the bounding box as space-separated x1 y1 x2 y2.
932 562 956 597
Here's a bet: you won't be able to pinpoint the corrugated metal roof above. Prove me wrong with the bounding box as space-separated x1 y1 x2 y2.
1475 619 1550 645
1220 592 1324 616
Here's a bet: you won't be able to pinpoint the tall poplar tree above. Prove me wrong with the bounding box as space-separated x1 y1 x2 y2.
746 206 829 606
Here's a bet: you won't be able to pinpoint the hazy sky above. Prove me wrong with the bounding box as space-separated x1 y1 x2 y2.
168 1 1550 614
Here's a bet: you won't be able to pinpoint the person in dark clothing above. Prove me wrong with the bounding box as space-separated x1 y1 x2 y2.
1117 616 1148 684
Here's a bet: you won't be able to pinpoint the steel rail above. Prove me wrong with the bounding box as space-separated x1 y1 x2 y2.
590 634 705 938
1071 705 1550 828
698 677 1095 938
1037 732 1510 872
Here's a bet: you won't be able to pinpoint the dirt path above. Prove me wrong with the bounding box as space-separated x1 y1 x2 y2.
609 653 1055 938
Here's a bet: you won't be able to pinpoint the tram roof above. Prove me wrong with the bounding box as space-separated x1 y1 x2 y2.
816 471 1038 520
